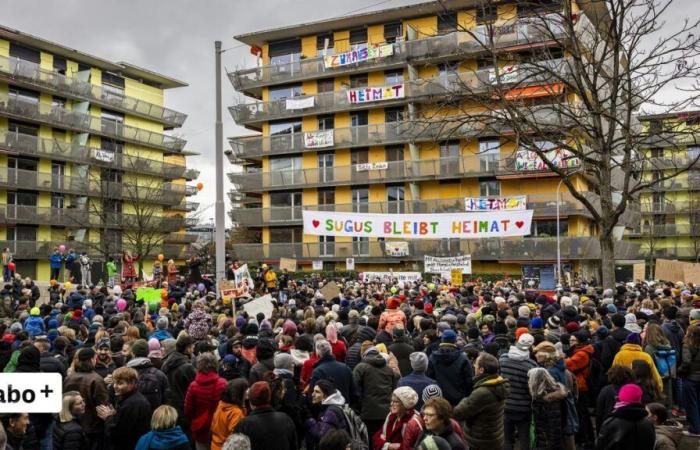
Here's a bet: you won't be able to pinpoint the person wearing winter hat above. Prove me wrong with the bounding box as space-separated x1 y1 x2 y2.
379 297 407 334
234 381 297 450
624 313 642 334
126 338 169 412
389 325 415 377
398 352 437 410
596 383 655 450
23 306 45 337
94 338 115 378
428 327 473 407
373 386 423 450
565 329 596 447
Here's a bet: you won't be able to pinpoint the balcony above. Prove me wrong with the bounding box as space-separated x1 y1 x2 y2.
0 168 185 205
229 58 569 127
0 240 192 260
231 237 639 263
0 130 186 178
0 93 186 152
0 55 187 128
639 201 700 215
643 176 700 192
640 156 700 171
173 201 199 212
627 223 700 237
183 168 200 180
185 217 200 227
641 132 700 149
231 192 593 228
228 13 566 94
164 232 200 244
642 246 700 260
228 151 578 193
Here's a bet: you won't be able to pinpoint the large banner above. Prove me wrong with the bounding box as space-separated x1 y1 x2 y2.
302 210 533 239
347 84 404 104
515 148 580 172
465 195 526 211
304 130 334 148
360 272 422 283
285 96 315 110
323 43 394 69
424 255 472 274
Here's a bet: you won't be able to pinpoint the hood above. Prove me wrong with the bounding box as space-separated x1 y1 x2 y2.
507 345 531 361
574 344 595 355
290 348 310 366
611 327 630 342
432 344 461 363
474 374 509 400
194 370 221 385
363 352 387 367
655 423 683 445
611 403 649 421
161 351 190 373
619 343 643 353
143 426 189 450
322 391 346 406
126 357 153 369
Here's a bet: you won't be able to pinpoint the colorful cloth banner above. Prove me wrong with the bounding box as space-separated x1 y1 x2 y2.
285 96 315 110
304 130 334 148
323 43 394 69
516 148 580 172
360 272 422 283
347 84 404 104
302 210 533 239
385 241 409 257
464 195 527 211
424 255 472 274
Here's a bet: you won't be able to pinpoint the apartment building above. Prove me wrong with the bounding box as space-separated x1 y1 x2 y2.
227 0 639 284
626 112 700 269
0 25 200 281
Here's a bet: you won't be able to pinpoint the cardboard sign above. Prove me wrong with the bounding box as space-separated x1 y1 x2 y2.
683 263 700 285
242 294 274 319
345 258 355 270
320 281 341 300
451 268 463 286
633 263 645 282
655 259 685 282
312 260 323 270
424 255 472 274
279 257 297 272
303 210 533 239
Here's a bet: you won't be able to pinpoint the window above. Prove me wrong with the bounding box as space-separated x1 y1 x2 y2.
101 109 124 123
651 148 664 158
385 107 405 123
648 120 663 134
385 145 404 162
318 115 334 130
437 12 458 34
688 146 700 160
8 156 38 171
351 112 369 143
7 191 37 206
479 139 500 170
479 179 501 196
353 236 370 256
318 189 335 207
350 74 368 88
101 138 124 153
269 39 302 66
316 33 334 56
531 219 566 237
387 185 405 213
270 191 302 221
320 235 335 256
349 28 368 46
477 58 495 70
384 22 403 43
53 57 67 75
52 162 65 190
317 78 335 93
269 120 302 135
384 69 404 85
9 43 40 64
9 86 39 104
352 187 369 213
475 3 498 24
352 148 369 181
269 227 302 243
269 84 302 101
438 61 458 77
517 0 562 17
351 111 368 127
270 155 302 185
8 120 38 137
8 225 37 242
103 199 123 214
102 72 125 99
318 153 334 182
101 168 122 183
440 140 460 175
52 96 66 109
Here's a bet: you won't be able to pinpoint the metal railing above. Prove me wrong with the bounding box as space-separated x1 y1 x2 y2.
0 93 186 152
173 201 199 212
639 156 700 171
231 237 639 262
231 192 592 227
642 247 700 259
641 132 700 149
0 240 192 260
228 13 566 92
0 129 186 178
229 58 569 125
164 232 200 243
628 223 700 237
639 201 700 214
0 55 187 127
183 168 200 180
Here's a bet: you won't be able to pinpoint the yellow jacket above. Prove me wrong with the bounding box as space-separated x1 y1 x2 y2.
612 343 663 391
264 270 277 289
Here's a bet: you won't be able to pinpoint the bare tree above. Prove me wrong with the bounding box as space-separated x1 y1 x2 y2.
413 0 700 287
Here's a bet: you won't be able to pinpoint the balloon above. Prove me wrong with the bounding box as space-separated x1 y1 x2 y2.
116 298 127 312
50 279 57 286
158 254 164 262
64 281 73 290
58 245 66 253
390 286 397 294
428 283 435 291
7 262 14 271
197 283 205 292
196 182 204 191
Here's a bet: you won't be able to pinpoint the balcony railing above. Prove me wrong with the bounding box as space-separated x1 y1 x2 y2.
183 168 201 180
0 130 186 178
640 156 700 171
228 13 566 93
641 132 700 149
173 201 199 212
0 240 192 260
164 232 200 244
639 201 700 214
0 55 187 127
228 150 577 193
231 237 639 262
642 246 700 259
230 58 569 126
628 223 700 237
185 217 200 227
0 93 186 152
231 192 592 227
643 176 700 192
0 168 185 205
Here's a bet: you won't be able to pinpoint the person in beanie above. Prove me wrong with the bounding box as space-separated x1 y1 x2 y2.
566 330 595 448
126 338 169 412
234 381 298 450
353 345 400 439
499 332 537 450
388 326 414 376
596 383 655 450
184 353 227 450
95 337 116 378
427 330 473 406
453 353 509 450
378 297 407 334
249 338 276 384
372 386 424 450
24 307 44 337
398 352 436 410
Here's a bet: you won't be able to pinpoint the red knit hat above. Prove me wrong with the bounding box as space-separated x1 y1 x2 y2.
565 321 580 334
249 381 271 407
515 327 530 342
424 303 434 314
387 297 399 310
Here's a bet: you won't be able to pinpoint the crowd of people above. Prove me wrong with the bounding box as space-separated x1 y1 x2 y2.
0 258 698 450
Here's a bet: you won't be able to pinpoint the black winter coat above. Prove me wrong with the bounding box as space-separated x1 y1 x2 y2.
52 419 87 450
160 350 196 413
427 344 473 406
249 357 275 384
599 328 630 371
353 352 399 421
596 404 655 450
596 384 621 431
388 339 415 377
104 391 152 450
532 386 566 450
499 349 537 419
234 406 298 450
310 354 355 404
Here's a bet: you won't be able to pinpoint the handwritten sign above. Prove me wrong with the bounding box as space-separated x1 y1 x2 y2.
633 263 645 282
312 260 323 271
323 43 394 69
356 162 388 171
465 196 526 211
451 268 463 286
360 272 422 283
279 257 297 272
93 149 115 163
515 148 580 172
424 255 472 274
345 258 355 270
242 294 274 319
385 241 409 257
304 130 334 148
347 84 404 104
320 281 340 300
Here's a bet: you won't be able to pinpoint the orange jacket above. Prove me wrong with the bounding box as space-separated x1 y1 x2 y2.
378 309 407 333
210 401 245 450
566 344 594 392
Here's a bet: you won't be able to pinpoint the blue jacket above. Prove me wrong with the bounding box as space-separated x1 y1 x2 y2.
24 316 45 337
428 343 474 406
310 354 355 404
49 253 63 269
150 329 174 342
66 292 84 310
398 371 436 409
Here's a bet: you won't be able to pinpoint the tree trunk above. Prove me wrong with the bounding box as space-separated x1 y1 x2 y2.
600 232 616 289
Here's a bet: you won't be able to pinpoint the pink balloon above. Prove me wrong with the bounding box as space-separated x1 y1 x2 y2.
116 299 127 312
58 245 66 253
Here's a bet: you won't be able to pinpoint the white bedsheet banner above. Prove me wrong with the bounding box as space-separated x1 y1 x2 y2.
302 210 533 239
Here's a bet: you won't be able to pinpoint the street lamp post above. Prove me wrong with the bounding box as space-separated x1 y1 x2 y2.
214 41 226 294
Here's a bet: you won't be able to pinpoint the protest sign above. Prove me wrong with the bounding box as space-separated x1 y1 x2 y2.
356 162 388 171
304 130 334 148
303 210 533 239
93 149 115 163
218 280 237 306
633 263 645 282
312 260 323 270
451 268 462 286
683 263 700 285
285 96 315 110
655 259 685 282
347 84 404 104
323 43 393 69
515 148 580 172
320 281 341 300
345 258 355 270
360 272 422 283
385 241 409 257
242 294 274 319
464 196 526 211
279 257 297 272
424 255 472 274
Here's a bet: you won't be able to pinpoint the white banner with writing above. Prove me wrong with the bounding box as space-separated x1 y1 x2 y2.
360 272 422 283
302 210 533 239
285 96 315 110
424 255 472 274
304 130 334 148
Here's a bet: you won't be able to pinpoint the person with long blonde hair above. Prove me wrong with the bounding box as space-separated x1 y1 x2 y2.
52 391 88 450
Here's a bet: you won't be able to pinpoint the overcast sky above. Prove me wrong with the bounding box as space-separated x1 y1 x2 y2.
1 0 694 225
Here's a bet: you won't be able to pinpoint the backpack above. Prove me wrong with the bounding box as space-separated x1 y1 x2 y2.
329 404 369 450
653 347 677 378
138 367 164 411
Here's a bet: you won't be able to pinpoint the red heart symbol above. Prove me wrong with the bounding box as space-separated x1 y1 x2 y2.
515 221 524 228
312 220 320 228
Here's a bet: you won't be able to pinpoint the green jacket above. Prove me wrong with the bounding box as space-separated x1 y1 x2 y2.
106 261 117 277
453 374 509 450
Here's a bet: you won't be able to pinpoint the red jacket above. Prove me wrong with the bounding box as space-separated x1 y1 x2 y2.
184 371 227 444
372 409 424 450
566 344 594 392
300 352 319 389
